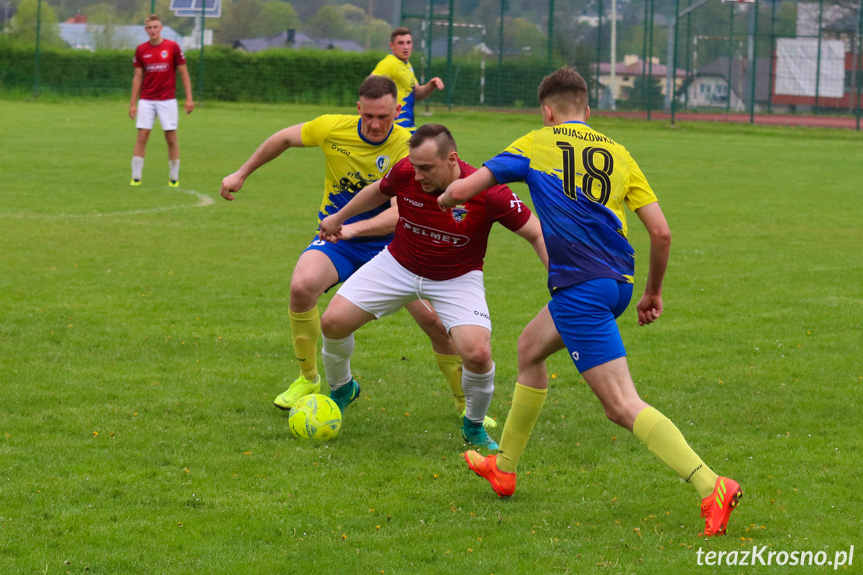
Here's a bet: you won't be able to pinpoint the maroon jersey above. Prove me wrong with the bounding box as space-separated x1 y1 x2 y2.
133 39 186 101
379 157 531 281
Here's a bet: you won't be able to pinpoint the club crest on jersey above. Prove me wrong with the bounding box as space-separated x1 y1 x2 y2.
450 205 469 223
161 49 169 59
376 155 390 173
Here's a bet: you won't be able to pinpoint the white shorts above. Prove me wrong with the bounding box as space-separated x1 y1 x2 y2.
336 248 491 332
136 99 179 131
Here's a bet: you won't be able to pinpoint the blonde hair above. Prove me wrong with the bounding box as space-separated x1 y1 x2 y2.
538 66 589 114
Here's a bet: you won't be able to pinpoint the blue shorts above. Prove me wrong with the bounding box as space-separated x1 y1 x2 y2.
302 235 390 289
548 278 634 373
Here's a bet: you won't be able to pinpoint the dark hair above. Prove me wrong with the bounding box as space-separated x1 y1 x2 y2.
537 66 589 112
409 124 457 158
359 75 398 101
391 27 411 43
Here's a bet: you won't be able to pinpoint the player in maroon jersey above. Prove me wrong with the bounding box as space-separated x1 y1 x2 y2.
317 124 548 449
129 14 194 187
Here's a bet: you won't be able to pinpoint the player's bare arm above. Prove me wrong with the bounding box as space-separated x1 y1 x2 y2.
337 198 399 242
414 77 444 102
220 123 305 201
319 180 390 240
512 214 549 271
438 166 498 210
129 68 143 119
633 201 671 326
177 64 194 114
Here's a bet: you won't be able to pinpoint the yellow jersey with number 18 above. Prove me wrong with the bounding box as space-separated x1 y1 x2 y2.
484 121 658 292
300 114 410 232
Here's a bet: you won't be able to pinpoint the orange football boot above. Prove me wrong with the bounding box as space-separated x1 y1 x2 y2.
700 476 743 536
464 451 516 497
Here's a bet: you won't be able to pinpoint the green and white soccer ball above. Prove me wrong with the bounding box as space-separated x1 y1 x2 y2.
288 393 342 441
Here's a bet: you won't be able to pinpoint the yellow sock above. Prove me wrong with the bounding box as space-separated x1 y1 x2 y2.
497 383 547 473
289 307 320 380
435 352 464 413
632 406 719 499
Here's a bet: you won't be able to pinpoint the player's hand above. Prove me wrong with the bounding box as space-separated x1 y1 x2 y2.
318 215 343 242
431 77 445 91
438 180 465 211
220 172 244 201
185 99 194 114
318 229 343 243
129 104 137 119
437 192 453 211
636 293 663 326
335 224 357 242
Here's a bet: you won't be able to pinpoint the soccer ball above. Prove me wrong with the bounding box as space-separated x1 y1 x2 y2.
288 394 342 440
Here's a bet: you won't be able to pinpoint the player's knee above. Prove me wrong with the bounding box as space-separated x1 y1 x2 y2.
459 344 492 372
517 332 542 366
320 310 353 341
289 279 321 310
319 311 339 339
602 400 641 430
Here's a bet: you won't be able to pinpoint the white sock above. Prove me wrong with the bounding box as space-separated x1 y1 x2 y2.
131 156 144 180
169 160 180 182
463 363 495 424
322 334 354 390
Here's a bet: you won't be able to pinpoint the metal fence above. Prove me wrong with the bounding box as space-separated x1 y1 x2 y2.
3 0 862 129
666 0 863 128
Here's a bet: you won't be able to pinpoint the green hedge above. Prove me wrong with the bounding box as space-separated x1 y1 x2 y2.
199 47 382 104
0 45 131 95
0 41 559 108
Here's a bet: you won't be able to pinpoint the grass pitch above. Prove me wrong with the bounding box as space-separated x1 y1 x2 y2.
1 99 862 574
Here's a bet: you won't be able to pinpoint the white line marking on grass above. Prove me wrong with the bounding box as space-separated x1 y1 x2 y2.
0 189 215 219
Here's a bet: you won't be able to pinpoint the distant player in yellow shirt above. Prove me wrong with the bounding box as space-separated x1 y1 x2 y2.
372 27 444 132
220 76 487 427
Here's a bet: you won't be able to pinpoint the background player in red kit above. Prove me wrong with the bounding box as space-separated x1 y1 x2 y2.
317 124 547 449
129 14 194 187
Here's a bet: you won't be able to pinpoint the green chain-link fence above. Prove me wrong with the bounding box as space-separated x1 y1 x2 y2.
2 0 861 128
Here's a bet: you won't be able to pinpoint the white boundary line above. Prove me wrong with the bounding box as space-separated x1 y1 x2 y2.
0 189 215 219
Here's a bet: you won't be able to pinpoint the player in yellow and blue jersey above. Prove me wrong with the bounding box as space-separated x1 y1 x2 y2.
372 27 444 132
220 76 479 421
439 67 742 537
